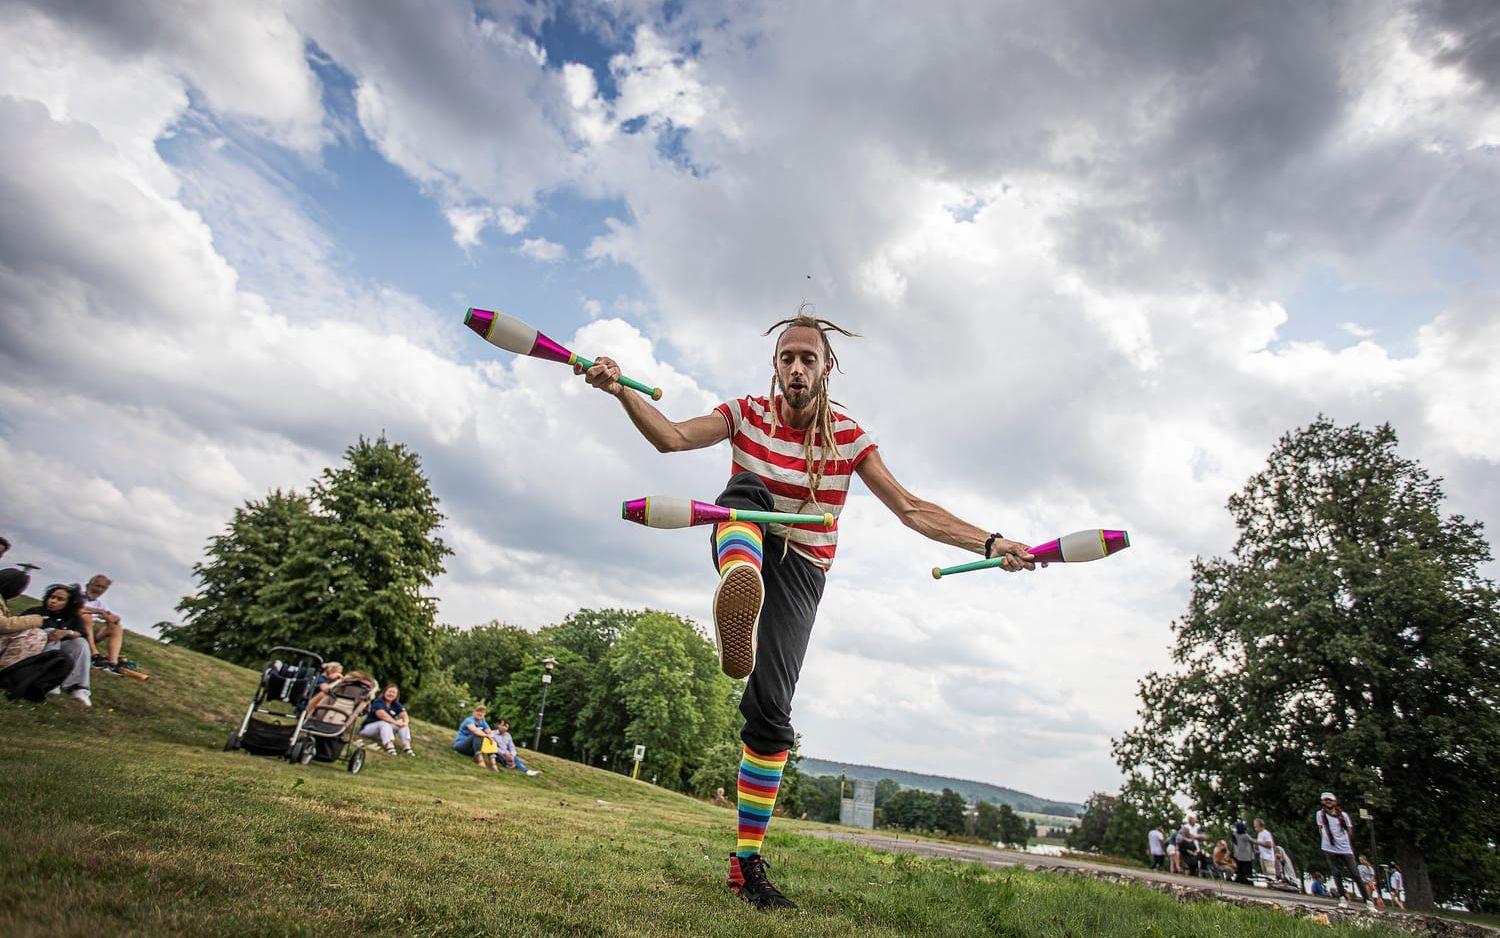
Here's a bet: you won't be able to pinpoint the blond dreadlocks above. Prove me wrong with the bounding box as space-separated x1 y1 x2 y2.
762 306 860 520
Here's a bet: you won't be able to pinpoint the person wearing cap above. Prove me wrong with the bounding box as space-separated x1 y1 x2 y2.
1316 792 1374 911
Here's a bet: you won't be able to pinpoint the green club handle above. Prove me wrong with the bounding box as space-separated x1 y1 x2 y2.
931 557 1006 579
734 508 835 528
573 354 663 401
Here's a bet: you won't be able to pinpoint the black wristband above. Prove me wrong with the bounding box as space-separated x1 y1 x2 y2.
984 533 1004 559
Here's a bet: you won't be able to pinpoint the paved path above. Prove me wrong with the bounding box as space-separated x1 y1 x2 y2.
809 830 1357 911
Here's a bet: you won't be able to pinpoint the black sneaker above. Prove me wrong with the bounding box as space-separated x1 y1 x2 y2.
91 654 110 669
728 853 797 910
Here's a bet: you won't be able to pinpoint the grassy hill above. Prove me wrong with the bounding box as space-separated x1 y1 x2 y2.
799 757 1084 818
1 631 1408 937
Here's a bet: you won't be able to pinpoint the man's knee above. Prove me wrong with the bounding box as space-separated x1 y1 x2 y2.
717 471 774 511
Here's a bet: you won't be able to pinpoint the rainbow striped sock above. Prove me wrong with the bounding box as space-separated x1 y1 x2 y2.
715 521 763 576
736 745 788 858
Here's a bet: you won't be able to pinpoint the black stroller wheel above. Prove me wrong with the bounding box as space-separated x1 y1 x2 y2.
224 731 240 752
348 748 365 774
297 739 316 765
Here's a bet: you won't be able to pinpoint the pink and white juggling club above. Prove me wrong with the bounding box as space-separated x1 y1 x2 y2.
931 529 1130 578
464 307 663 400
622 496 834 530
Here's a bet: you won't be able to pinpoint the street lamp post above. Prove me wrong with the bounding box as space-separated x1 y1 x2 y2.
533 656 557 751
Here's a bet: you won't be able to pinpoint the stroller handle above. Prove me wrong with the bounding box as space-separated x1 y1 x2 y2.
268 646 325 666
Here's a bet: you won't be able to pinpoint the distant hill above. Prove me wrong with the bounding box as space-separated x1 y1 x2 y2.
799 757 1084 817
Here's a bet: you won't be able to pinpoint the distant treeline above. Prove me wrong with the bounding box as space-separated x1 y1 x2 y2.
799 757 1083 817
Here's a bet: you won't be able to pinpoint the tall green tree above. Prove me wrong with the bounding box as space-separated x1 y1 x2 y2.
575 611 739 790
172 435 450 693
492 647 589 757
996 803 1029 846
537 608 641 665
1102 776 1179 864
165 490 314 660
975 801 1002 842
936 788 967 835
1113 418 1500 910
881 789 941 831
1067 793 1117 851
436 621 537 702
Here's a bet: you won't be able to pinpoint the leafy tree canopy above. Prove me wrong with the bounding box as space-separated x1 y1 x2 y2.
1113 418 1500 910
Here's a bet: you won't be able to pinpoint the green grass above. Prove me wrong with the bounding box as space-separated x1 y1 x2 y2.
1 633 1411 937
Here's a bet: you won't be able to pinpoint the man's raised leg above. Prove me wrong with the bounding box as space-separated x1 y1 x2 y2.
710 472 771 679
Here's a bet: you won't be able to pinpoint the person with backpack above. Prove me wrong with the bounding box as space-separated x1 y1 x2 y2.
1316 792 1374 911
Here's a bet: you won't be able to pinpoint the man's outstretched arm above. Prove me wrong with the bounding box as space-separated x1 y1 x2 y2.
577 355 728 452
856 451 1035 570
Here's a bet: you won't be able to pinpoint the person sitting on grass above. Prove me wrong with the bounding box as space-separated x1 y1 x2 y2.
79 574 128 675
0 567 45 670
360 684 415 756
453 705 502 770
38 583 93 707
489 719 540 777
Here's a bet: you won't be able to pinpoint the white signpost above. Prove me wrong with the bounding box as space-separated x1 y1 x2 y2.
631 744 646 779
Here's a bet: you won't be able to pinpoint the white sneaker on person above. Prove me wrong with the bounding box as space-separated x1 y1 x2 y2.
1365 900 1376 912
48 686 62 695
70 688 92 707
1337 897 1348 909
525 769 541 777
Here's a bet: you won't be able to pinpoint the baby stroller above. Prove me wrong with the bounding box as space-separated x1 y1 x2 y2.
285 670 379 774
224 648 325 758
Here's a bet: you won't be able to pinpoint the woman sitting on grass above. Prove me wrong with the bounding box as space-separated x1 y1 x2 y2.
39 583 93 707
360 684 415 756
452 704 501 771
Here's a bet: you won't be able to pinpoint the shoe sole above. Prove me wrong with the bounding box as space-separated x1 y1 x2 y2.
713 566 763 679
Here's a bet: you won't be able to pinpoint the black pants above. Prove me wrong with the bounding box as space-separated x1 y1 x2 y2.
1324 851 1369 901
711 472 826 755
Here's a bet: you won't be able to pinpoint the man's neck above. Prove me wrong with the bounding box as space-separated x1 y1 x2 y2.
778 395 818 430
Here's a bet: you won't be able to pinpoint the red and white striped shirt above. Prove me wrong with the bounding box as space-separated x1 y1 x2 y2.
714 395 877 569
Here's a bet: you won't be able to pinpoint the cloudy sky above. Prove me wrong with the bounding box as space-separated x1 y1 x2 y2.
3 0 1497 802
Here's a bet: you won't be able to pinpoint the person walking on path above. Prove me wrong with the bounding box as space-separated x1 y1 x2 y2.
579 311 1037 910
1316 792 1374 910
1231 820 1256 884
1148 826 1166 870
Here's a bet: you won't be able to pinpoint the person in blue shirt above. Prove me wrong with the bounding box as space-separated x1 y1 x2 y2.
360 684 414 756
1309 872 1329 897
453 704 500 770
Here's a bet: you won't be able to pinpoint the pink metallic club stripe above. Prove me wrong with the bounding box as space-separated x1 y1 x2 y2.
622 498 648 524
464 307 496 339
690 500 734 525
1102 530 1129 554
529 330 576 365
1027 538 1065 564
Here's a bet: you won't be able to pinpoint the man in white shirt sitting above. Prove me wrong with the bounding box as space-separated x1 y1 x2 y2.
80 574 127 674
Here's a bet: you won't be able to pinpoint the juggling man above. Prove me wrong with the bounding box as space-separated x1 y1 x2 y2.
578 310 1037 910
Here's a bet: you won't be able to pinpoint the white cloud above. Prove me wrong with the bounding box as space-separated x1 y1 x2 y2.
3 0 1499 801
518 236 567 262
